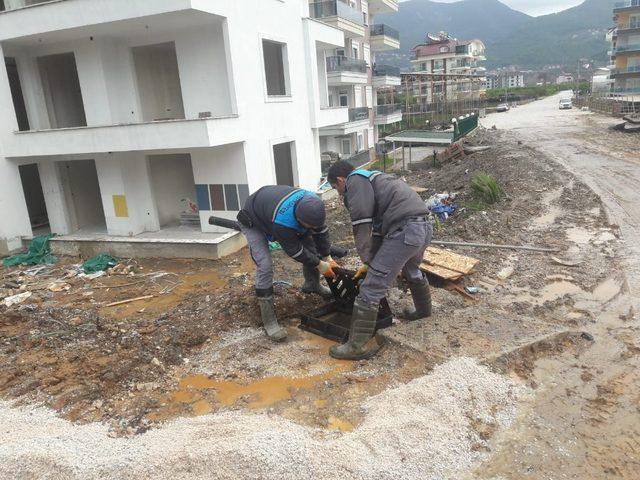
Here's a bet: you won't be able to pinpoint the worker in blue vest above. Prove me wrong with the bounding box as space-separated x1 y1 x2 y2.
238 186 338 341
326 160 433 360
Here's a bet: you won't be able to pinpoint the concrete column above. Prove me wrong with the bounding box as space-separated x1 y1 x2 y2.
38 161 72 235
14 54 50 130
95 153 159 237
75 41 113 126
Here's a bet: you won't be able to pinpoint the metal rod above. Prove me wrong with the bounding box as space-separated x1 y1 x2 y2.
432 240 560 253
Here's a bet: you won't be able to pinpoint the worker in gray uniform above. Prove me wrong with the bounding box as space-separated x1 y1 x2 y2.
238 185 338 342
326 160 433 360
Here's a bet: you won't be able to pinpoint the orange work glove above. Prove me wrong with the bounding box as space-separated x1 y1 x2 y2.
317 260 337 279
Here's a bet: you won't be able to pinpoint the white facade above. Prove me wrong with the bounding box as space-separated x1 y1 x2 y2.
486 71 525 90
0 0 354 253
311 0 400 165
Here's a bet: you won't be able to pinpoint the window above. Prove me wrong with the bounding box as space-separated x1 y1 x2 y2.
339 92 349 107
273 141 297 186
341 139 352 156
439 46 449 53
262 39 290 97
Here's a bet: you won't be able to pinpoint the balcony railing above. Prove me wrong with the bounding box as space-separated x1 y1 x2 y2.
348 107 369 122
616 43 640 53
373 64 400 77
370 24 399 40
612 66 640 74
612 86 640 93
614 0 640 9
618 20 640 30
376 104 401 115
310 0 364 26
326 55 367 74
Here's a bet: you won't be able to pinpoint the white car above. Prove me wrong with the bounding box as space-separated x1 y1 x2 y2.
496 103 510 113
559 99 573 110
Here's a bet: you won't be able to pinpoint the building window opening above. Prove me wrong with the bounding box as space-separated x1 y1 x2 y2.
132 42 185 122
273 141 297 186
5 57 29 131
262 39 290 97
18 164 49 234
38 52 87 129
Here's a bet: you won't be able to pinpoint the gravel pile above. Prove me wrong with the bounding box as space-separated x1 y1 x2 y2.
0 357 526 480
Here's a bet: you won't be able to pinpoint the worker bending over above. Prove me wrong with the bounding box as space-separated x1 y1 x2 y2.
327 161 433 360
238 186 338 342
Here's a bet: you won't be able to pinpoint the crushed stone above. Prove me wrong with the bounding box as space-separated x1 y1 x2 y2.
0 357 526 480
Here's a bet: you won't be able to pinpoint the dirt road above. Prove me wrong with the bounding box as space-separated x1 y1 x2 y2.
475 93 640 479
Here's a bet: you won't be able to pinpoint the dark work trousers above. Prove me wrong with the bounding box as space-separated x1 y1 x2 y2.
241 226 318 290
358 219 433 306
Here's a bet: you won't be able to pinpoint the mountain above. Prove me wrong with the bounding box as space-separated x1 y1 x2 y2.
488 0 616 69
376 0 616 71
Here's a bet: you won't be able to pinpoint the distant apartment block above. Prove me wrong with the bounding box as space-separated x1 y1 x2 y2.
611 0 640 94
0 0 367 255
310 0 401 166
408 32 486 105
556 73 575 84
485 70 525 90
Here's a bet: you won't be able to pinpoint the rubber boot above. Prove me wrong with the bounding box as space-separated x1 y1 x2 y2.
329 299 383 360
256 287 287 342
301 263 332 298
402 281 432 321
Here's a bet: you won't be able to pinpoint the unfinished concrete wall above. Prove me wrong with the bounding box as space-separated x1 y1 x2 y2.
58 160 105 232
37 52 87 128
148 154 196 228
132 42 184 122
5 57 29 131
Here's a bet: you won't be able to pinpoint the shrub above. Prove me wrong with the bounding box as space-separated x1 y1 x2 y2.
470 172 504 204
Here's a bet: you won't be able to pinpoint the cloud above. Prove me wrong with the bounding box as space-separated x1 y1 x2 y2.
403 0 586 16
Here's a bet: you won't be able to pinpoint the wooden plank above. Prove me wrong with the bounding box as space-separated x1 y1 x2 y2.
105 295 154 307
424 247 479 275
410 186 428 193
420 263 463 281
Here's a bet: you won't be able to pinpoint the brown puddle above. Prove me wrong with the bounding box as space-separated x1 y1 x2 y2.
328 416 355 432
178 368 347 409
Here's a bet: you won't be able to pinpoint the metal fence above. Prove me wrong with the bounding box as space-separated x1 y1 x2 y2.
573 90 639 116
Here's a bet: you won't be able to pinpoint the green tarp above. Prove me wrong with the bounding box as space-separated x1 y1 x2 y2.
2 234 58 268
82 254 118 274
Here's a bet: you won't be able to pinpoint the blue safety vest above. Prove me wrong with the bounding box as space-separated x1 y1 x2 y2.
271 189 310 234
348 169 382 181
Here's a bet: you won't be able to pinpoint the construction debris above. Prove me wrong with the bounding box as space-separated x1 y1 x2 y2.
420 247 479 281
433 240 560 253
3 291 32 307
611 114 640 133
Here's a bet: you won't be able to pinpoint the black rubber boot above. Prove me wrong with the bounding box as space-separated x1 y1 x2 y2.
301 263 332 298
402 281 433 321
329 299 384 360
256 287 287 342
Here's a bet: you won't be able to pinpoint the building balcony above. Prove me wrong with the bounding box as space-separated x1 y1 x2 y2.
367 0 399 15
0 0 228 44
373 64 401 88
326 56 368 85
611 66 640 76
617 20 640 31
309 0 365 39
312 106 349 128
615 43 640 54
3 116 242 159
319 107 370 135
614 0 640 11
370 24 400 51
374 104 402 125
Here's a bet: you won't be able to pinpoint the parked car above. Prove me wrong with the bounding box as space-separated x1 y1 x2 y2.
559 98 573 110
496 103 510 113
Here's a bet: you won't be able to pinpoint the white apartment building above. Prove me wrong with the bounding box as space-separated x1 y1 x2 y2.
310 0 401 166
409 33 486 105
485 71 525 90
0 0 373 256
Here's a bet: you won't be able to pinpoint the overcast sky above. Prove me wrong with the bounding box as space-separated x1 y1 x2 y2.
403 0 585 16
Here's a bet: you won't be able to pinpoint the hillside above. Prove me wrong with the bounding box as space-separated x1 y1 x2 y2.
376 0 616 71
488 0 615 69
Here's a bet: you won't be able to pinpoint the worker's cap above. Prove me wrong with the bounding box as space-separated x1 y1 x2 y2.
296 194 326 228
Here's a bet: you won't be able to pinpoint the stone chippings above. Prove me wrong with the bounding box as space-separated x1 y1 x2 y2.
0 357 526 480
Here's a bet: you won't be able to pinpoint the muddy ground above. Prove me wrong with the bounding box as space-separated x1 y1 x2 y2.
0 111 631 477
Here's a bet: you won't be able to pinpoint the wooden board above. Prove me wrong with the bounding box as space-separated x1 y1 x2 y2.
419 247 479 281
410 186 428 193
423 246 479 275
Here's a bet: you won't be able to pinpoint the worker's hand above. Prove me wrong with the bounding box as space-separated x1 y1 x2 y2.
353 265 368 280
317 260 337 279
323 256 340 270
